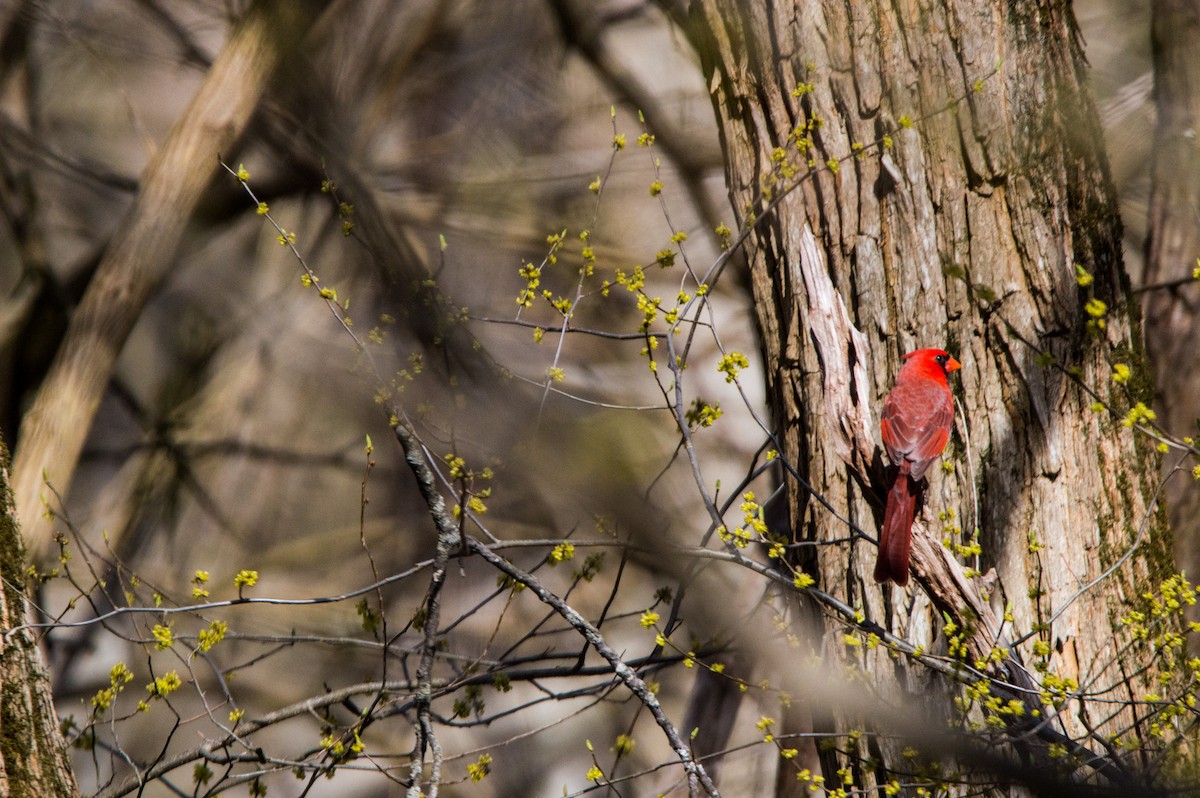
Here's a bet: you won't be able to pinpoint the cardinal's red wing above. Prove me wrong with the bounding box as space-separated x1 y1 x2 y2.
908 422 950 480
880 383 953 480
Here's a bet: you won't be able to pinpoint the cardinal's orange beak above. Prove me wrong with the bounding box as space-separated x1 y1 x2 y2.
945 356 962 372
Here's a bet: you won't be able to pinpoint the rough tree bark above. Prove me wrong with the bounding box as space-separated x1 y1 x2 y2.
0 436 80 798
684 0 1180 792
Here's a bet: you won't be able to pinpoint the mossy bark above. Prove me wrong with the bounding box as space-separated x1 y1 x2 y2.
684 0 1182 793
0 436 80 798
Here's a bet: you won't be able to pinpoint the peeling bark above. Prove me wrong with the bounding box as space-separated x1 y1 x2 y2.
686 0 1178 791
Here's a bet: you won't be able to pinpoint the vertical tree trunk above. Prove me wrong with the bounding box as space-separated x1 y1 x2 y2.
0 437 80 797
1145 0 1200 575
686 0 1179 791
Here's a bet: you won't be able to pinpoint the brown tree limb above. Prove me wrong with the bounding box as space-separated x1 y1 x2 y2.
10 0 326 563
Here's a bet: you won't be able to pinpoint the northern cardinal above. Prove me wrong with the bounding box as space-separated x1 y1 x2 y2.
875 348 961 586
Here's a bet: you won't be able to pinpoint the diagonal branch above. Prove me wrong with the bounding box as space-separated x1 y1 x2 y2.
390 417 721 797
468 538 721 797
10 0 326 563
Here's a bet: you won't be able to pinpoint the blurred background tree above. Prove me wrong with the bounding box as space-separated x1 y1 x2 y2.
0 0 1197 796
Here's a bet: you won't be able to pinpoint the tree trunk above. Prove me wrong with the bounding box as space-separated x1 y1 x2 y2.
1145 0 1200 582
0 436 80 797
685 0 1179 791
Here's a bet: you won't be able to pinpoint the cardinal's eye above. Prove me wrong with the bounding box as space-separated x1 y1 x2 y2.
935 354 947 365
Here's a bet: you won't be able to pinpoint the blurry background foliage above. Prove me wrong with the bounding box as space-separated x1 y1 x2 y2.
0 0 1187 796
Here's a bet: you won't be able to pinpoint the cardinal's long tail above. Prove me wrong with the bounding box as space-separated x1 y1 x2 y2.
874 472 916 586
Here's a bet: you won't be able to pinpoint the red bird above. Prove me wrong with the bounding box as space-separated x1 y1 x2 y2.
875 348 961 586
